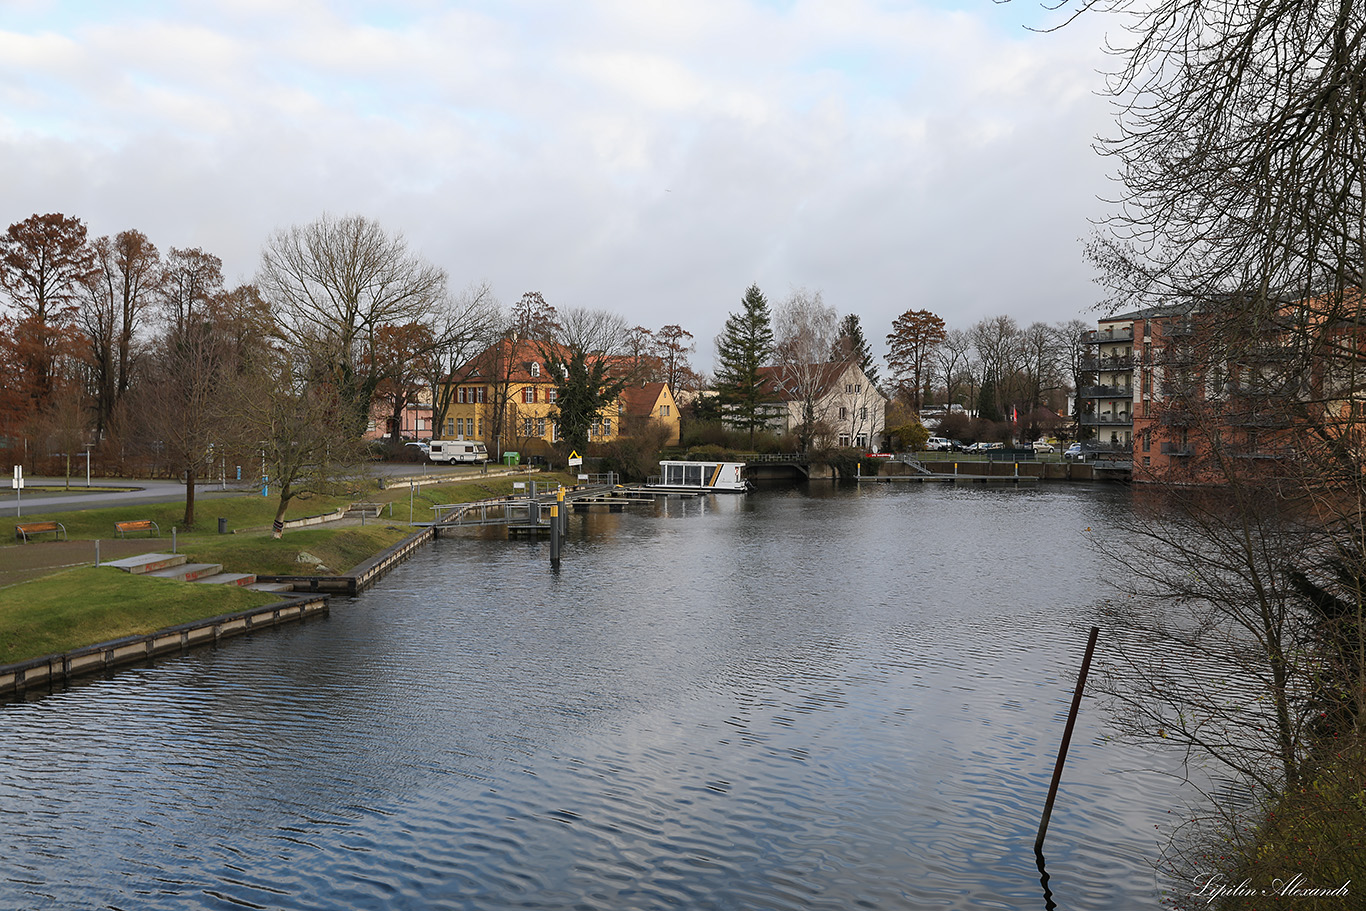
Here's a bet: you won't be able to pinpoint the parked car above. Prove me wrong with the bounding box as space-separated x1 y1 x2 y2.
964 441 1004 452
925 436 953 451
404 440 430 455
1031 440 1057 453
1064 443 1083 460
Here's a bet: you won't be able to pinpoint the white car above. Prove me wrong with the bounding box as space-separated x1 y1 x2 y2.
925 436 953 451
1031 440 1057 453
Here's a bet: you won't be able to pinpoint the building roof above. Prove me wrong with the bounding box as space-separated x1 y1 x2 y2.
756 361 866 402
619 382 671 417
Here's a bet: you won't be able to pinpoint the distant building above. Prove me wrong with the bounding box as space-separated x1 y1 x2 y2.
752 361 887 450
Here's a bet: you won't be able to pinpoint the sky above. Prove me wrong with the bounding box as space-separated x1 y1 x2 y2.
0 0 1120 370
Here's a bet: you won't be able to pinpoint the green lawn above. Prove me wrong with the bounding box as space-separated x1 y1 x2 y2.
0 567 278 664
0 471 578 665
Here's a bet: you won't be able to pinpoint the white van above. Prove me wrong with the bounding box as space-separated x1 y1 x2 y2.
427 440 488 464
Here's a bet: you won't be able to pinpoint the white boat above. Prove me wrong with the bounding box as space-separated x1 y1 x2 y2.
647 460 749 493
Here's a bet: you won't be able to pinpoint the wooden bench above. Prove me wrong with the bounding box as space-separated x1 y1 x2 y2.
115 519 160 538
15 521 67 543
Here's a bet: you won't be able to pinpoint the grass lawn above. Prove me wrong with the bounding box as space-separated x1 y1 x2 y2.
0 470 580 665
0 567 278 665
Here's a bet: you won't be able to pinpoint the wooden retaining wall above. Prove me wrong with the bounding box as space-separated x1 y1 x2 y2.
0 594 329 698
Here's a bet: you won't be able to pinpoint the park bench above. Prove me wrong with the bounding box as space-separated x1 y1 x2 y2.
15 521 67 543
115 519 160 538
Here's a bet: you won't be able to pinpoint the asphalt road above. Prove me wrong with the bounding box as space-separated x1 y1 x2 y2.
1 463 503 518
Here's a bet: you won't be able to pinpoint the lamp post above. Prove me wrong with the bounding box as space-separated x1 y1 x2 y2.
83 443 94 487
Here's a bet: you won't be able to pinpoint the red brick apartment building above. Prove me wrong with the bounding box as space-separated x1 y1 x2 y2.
1080 296 1351 483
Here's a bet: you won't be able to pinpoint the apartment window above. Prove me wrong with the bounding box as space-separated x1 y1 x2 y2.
604 418 611 436
855 383 862 393
456 418 465 437
444 419 455 436
592 420 601 437
457 387 466 404
523 387 536 404
548 388 557 403
839 433 850 447
861 407 868 420
846 383 852 393
523 418 534 436
839 406 848 420
475 387 485 404
537 417 546 438
660 404 670 417
530 361 540 377
1143 431 1151 452
856 433 867 447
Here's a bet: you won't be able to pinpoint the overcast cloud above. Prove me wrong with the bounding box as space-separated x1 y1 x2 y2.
1 0 1118 369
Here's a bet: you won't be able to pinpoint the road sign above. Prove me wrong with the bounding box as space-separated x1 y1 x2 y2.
568 450 583 467
11 466 22 489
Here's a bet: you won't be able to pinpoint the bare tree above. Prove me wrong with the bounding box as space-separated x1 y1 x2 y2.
258 214 448 434
886 309 946 412
771 289 841 451
424 282 501 440
81 230 161 440
542 307 631 452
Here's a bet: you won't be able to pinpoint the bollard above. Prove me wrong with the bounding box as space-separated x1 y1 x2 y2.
557 486 568 535
172 527 177 554
94 538 100 567
218 517 227 534
549 503 561 566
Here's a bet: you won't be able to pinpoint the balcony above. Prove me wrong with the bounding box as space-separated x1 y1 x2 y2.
1082 385 1135 399
1080 412 1133 426
1160 442 1194 457
1085 326 1135 345
1162 320 1195 337
1080 355 1135 372
1224 410 1292 428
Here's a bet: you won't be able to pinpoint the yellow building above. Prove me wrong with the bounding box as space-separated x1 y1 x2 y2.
441 340 679 455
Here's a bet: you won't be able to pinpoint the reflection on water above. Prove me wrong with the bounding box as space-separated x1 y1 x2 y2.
1 482 1183 909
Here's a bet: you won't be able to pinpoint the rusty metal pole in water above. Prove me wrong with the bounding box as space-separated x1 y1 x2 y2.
1035 625 1100 853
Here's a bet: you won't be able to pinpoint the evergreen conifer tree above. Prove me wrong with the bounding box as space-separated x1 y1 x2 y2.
831 313 879 386
713 284 777 446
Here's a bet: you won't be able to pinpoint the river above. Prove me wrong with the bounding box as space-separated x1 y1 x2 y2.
0 481 1190 910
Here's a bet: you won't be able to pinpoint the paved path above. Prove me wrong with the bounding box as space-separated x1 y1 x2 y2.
1 478 253 518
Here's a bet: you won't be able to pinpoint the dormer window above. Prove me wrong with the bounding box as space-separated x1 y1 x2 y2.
530 361 540 377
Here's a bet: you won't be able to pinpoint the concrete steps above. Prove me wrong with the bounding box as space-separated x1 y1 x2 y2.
246 581 294 593
102 553 187 575
146 562 223 582
103 553 283 591
194 572 257 587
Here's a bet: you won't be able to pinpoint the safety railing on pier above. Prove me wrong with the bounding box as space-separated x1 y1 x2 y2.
432 497 542 528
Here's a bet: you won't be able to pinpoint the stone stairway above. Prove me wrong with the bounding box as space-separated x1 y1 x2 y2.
101 552 292 593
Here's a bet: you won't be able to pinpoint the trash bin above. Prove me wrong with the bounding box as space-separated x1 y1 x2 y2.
218 517 227 534
503 452 520 466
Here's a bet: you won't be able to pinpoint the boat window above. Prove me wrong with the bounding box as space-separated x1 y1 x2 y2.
685 464 703 486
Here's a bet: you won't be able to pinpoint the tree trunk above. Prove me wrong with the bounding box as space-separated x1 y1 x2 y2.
183 466 196 527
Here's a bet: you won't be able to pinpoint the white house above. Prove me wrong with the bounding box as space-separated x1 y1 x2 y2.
757 361 887 450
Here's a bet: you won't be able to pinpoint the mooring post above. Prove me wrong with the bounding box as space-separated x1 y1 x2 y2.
558 485 568 534
549 501 561 566
1035 624 1100 853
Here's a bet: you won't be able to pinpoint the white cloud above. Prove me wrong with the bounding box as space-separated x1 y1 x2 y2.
0 0 1120 366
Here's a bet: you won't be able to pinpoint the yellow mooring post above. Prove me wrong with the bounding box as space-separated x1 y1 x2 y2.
549 485 565 566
